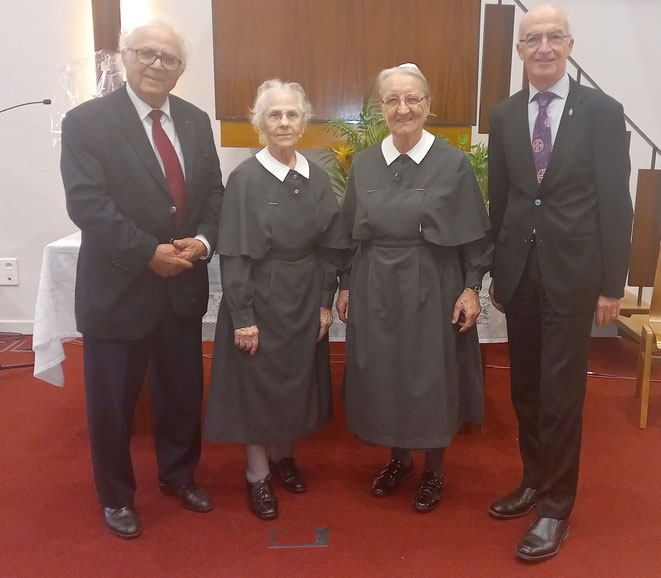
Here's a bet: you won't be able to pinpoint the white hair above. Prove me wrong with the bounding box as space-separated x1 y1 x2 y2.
119 19 189 71
250 79 313 145
375 64 430 99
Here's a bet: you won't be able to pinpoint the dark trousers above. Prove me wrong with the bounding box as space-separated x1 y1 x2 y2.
83 314 204 508
505 245 594 519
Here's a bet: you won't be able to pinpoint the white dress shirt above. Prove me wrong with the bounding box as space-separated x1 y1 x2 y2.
527 73 570 145
125 83 209 256
126 83 186 178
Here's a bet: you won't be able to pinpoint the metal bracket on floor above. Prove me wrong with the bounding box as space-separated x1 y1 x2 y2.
269 527 329 549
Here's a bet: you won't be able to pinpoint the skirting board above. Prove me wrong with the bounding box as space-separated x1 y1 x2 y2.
0 320 34 335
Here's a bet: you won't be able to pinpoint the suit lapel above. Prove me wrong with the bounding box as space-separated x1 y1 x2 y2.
512 89 539 192
539 79 584 193
115 86 171 199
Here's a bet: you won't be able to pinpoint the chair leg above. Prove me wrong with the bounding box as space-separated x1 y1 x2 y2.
639 326 654 429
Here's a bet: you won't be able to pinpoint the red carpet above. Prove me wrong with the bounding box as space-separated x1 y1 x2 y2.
0 337 660 576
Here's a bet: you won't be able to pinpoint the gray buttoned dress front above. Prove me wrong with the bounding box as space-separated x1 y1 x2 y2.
203 156 350 444
341 138 493 449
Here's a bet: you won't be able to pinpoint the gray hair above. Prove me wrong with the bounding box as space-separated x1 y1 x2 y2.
375 64 430 99
119 19 189 71
250 79 313 144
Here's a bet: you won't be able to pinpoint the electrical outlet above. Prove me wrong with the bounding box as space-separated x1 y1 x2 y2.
0 258 19 285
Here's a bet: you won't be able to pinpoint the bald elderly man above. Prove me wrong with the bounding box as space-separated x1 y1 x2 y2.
61 21 223 538
487 3 632 560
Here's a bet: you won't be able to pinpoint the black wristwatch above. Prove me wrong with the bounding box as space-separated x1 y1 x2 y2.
467 285 481 295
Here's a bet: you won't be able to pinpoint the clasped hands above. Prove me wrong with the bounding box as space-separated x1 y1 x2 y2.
147 237 206 277
235 307 333 356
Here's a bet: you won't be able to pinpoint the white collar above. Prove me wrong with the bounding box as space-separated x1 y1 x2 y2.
126 82 172 122
381 130 435 166
528 73 570 103
255 147 310 181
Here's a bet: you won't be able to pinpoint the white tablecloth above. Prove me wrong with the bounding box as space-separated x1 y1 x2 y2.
32 232 506 386
33 232 82 386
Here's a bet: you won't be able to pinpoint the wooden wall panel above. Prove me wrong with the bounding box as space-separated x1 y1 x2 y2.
478 4 514 133
629 169 661 287
212 0 480 125
220 122 472 149
91 0 121 52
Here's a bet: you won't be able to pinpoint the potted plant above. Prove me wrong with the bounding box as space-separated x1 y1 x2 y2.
323 94 390 198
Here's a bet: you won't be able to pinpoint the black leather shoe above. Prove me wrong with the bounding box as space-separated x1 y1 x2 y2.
516 516 570 561
246 475 279 520
269 457 307 493
159 482 214 512
489 485 538 519
104 506 141 539
371 458 414 497
413 470 444 512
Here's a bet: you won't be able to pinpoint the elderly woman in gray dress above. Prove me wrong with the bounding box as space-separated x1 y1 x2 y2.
336 64 493 512
204 80 349 520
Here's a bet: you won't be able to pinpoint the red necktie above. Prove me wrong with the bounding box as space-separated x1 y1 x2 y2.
149 109 186 227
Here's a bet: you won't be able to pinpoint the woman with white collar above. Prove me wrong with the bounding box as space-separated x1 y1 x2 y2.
336 65 493 512
204 79 349 520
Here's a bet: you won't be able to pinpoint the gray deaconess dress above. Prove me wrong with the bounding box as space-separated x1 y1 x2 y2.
341 135 493 449
203 153 350 444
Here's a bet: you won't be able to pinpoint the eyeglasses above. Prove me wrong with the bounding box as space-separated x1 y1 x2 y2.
519 31 572 48
382 95 429 109
129 48 182 71
264 110 302 123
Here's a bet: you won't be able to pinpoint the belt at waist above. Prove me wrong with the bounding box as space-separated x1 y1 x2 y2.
363 237 426 248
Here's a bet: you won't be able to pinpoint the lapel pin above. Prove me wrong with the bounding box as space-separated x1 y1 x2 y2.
568 108 574 116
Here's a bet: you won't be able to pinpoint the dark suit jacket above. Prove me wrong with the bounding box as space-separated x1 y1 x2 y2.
488 78 633 315
61 84 223 339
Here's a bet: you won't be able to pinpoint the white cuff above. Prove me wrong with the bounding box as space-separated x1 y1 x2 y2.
195 234 211 259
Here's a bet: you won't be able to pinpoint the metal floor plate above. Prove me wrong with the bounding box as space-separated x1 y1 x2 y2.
269 527 329 549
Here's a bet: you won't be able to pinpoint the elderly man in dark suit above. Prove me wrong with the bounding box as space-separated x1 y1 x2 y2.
61 21 223 539
487 3 633 561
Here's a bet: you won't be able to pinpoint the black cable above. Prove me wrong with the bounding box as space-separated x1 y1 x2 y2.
0 99 51 114
484 363 661 384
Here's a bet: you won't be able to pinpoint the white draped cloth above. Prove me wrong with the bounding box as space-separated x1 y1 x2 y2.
33 232 82 386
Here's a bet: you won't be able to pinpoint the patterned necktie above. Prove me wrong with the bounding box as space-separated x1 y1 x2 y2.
149 109 186 227
532 91 556 185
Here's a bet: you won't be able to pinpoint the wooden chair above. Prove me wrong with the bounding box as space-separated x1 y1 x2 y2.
635 243 661 428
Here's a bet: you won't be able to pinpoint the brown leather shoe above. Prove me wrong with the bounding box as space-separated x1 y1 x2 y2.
269 457 307 493
371 458 414 497
159 482 214 512
488 485 537 519
516 516 570 561
246 475 279 520
104 506 141 539
413 470 444 512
